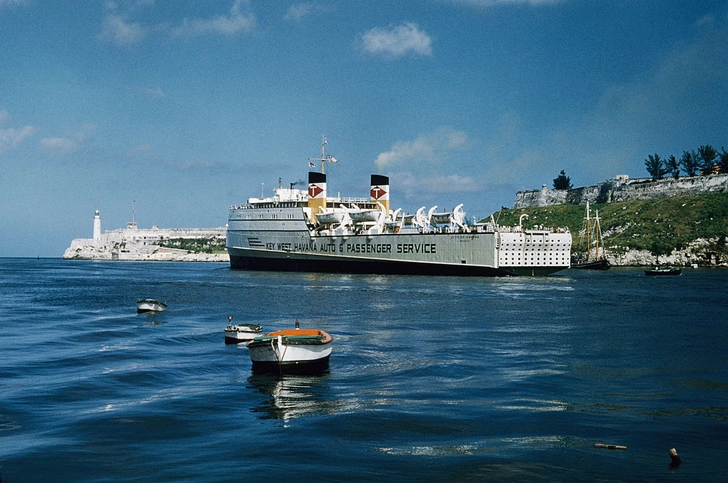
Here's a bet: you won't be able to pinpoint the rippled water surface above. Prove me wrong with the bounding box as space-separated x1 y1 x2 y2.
1 259 727 482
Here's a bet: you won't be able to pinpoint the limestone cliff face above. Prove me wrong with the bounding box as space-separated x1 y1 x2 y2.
603 238 725 267
514 174 728 208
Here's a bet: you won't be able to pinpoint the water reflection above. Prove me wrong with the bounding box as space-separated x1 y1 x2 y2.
247 372 340 423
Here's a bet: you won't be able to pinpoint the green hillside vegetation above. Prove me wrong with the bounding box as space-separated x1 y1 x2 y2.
490 192 728 258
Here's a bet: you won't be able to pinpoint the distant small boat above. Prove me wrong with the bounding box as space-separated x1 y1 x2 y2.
224 316 263 344
247 321 332 374
645 266 682 276
136 298 167 313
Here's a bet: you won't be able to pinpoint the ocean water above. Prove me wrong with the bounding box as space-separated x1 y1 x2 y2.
1 259 727 482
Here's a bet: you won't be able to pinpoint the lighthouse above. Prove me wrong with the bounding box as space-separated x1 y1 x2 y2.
93 210 101 240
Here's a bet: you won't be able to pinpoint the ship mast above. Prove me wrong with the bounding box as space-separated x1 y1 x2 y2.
308 135 329 174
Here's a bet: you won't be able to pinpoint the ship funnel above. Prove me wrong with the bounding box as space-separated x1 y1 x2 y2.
370 174 390 215
308 171 327 223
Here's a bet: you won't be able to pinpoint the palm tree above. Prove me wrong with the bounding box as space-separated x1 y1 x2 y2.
698 144 718 172
645 153 669 180
666 154 679 179
680 150 700 177
719 147 728 174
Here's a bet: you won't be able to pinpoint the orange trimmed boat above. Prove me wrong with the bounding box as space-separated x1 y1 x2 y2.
246 321 333 374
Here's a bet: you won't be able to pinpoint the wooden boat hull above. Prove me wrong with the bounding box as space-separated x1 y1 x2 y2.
571 258 611 270
247 329 333 374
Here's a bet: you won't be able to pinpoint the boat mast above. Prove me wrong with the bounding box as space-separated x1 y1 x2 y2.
585 201 591 262
594 209 601 260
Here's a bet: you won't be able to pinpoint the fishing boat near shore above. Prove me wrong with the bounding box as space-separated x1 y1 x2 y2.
247 321 333 374
645 266 682 276
136 298 167 313
571 201 610 270
224 316 263 344
226 139 572 277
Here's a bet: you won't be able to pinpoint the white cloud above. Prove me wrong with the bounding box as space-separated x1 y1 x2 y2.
99 1 256 46
283 3 332 22
283 3 314 22
98 12 148 46
39 137 82 156
39 124 97 156
172 0 256 37
375 127 468 171
0 0 28 8
0 110 36 153
360 22 432 58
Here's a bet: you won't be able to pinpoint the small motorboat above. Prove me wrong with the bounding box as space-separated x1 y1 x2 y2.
224 316 263 344
645 266 682 276
247 320 333 374
136 298 167 313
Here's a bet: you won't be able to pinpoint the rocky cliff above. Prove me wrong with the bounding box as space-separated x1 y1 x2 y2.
514 173 728 208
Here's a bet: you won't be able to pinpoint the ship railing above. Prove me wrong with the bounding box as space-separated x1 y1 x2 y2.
495 225 570 234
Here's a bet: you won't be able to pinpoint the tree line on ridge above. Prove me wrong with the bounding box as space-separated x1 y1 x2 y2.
552 144 728 190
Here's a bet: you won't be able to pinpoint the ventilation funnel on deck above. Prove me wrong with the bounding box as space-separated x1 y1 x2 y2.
308 172 327 223
370 174 390 214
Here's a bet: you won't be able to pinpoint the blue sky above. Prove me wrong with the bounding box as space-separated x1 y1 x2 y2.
1 0 726 257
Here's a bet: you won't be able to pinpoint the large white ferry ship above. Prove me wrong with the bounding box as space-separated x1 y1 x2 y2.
227 145 571 276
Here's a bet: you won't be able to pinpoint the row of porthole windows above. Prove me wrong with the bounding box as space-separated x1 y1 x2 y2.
500 255 569 261
501 251 568 257
502 243 567 246
245 214 298 220
501 259 569 265
502 245 568 249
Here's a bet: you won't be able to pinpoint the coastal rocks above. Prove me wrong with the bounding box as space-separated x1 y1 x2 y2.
605 237 727 267
63 242 229 262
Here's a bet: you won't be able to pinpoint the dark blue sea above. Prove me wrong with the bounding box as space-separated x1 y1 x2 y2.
1 259 727 482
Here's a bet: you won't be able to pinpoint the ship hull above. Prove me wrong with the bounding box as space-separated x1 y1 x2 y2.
227 229 570 277
229 249 516 276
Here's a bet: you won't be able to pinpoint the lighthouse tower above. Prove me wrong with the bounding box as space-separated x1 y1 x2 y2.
93 210 101 240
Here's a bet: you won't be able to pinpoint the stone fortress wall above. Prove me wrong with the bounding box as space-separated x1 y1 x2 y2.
63 211 228 261
514 173 728 208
